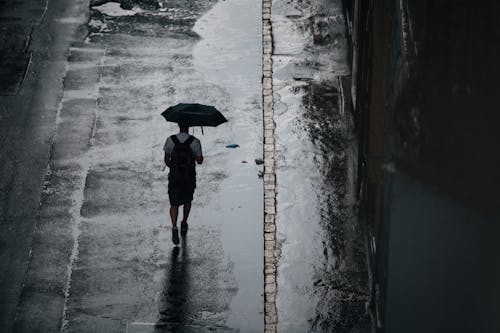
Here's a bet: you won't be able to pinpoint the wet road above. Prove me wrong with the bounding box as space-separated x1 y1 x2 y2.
0 0 90 330
8 0 263 331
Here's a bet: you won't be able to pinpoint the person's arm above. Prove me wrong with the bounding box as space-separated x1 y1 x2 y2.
164 152 171 167
193 139 203 164
163 137 173 168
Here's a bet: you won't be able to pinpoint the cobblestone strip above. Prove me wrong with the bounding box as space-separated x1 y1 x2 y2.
262 0 277 332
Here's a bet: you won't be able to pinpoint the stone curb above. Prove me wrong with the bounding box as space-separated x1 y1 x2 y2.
262 0 277 331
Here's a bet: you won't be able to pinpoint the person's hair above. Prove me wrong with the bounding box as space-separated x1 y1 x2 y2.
179 123 189 131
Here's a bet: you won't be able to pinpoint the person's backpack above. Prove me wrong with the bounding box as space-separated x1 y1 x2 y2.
169 135 196 184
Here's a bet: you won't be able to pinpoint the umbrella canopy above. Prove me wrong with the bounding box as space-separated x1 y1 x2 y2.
161 103 228 127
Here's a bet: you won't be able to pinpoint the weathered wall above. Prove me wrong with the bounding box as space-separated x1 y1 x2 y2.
346 0 500 332
386 1 500 213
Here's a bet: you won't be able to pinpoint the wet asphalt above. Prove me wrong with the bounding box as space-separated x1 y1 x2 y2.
4 0 263 331
0 0 371 332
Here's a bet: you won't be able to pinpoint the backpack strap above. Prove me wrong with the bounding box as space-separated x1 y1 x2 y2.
171 135 180 145
171 135 194 146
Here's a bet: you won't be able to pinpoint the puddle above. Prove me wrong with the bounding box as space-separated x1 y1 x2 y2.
91 2 142 17
192 0 263 331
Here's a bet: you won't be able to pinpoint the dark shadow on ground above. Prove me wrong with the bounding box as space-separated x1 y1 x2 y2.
157 236 190 330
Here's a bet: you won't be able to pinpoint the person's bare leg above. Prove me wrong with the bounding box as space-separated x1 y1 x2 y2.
182 202 191 223
170 206 179 227
170 205 180 245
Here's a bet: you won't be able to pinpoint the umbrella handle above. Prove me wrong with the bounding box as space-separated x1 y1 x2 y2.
201 126 204 135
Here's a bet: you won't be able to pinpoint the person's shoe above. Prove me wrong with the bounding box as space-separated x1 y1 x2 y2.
172 226 179 245
180 221 188 235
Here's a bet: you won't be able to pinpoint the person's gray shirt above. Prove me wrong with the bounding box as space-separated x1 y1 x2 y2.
163 132 202 157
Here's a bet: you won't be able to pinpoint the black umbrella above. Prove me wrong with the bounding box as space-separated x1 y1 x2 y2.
161 103 228 127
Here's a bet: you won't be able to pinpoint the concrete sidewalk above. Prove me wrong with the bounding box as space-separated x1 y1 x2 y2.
267 0 372 331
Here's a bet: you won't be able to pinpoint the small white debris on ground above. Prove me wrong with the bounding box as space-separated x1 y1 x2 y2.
91 2 141 17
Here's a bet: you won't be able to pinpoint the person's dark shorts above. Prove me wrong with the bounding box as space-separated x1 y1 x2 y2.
168 181 195 206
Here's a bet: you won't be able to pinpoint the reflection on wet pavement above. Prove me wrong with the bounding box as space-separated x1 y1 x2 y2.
193 0 264 331
153 232 237 332
158 245 188 325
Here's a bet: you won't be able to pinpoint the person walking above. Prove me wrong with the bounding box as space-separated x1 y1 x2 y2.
164 123 203 245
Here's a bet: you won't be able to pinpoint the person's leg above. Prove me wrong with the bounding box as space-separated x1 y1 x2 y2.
180 202 191 235
170 205 180 245
170 206 179 227
182 202 191 223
